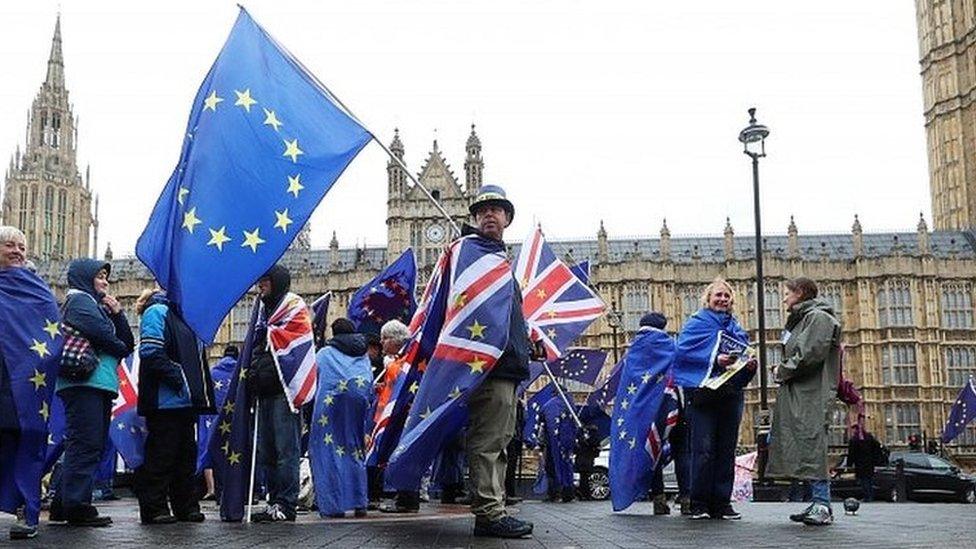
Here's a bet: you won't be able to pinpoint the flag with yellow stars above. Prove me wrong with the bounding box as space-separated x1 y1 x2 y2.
196 351 238 473
523 383 558 449
0 267 63 526
347 248 417 336
532 347 607 387
308 338 372 515
608 326 679 512
539 394 578 494
383 234 515 490
941 377 976 443
136 7 372 343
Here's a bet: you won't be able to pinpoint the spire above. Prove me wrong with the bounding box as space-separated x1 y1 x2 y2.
389 128 404 160
46 14 65 90
659 218 671 261
852 214 862 234
852 214 863 258
787 215 799 258
104 242 113 261
724 218 735 261
387 129 407 199
329 231 340 266
464 123 483 195
917 212 930 255
597 221 608 263
917 211 928 233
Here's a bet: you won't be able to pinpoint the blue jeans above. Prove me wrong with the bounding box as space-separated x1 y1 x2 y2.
59 387 112 513
256 394 301 516
811 479 831 507
686 390 744 513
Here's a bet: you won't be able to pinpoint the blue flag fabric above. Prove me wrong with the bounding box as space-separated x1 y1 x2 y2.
0 268 62 526
609 327 676 512
672 309 749 388
942 378 976 443
523 383 558 449
211 298 260 522
110 354 147 469
578 402 612 442
196 354 237 473
569 260 590 285
540 395 578 492
311 292 332 350
586 359 623 415
309 344 372 516
542 348 607 386
384 236 515 490
348 248 417 335
136 7 372 343
518 360 546 396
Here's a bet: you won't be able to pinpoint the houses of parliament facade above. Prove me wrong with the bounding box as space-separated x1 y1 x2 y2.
4 4 976 457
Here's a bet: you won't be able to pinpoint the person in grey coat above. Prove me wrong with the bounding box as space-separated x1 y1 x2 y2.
766 277 841 526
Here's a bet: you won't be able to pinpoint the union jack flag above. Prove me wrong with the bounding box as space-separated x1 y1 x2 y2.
110 354 147 469
515 226 605 360
263 292 317 411
384 234 516 489
644 381 680 465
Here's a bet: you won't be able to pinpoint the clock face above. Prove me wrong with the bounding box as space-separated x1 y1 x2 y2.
426 223 445 243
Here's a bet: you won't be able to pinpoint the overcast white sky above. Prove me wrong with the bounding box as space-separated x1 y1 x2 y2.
0 0 930 257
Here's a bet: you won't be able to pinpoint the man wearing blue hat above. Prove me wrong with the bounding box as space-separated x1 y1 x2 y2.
462 185 535 539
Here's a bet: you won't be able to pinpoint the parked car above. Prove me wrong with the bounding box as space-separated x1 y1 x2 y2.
831 451 976 503
579 445 677 501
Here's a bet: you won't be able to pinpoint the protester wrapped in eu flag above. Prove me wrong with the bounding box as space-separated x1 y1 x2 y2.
309 319 372 517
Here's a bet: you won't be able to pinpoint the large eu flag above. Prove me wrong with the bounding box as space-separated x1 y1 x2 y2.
347 248 417 335
0 268 62 526
609 326 676 512
942 378 976 443
136 7 373 343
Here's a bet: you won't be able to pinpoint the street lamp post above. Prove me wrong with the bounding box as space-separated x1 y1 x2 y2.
738 107 771 481
607 301 623 364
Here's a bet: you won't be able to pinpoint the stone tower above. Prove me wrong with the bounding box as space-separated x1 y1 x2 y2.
915 1 976 230
385 128 474 268
2 15 95 260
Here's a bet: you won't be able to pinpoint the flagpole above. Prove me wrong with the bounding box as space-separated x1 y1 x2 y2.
254 16 462 238
245 398 260 524
540 362 583 429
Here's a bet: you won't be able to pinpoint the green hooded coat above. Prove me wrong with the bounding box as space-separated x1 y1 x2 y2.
766 298 841 480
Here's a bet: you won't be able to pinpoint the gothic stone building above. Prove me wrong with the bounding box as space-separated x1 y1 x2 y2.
11 14 976 461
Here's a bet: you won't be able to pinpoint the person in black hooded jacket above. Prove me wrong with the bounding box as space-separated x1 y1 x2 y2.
247 265 304 523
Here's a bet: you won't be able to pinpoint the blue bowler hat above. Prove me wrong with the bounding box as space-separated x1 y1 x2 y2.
469 184 515 224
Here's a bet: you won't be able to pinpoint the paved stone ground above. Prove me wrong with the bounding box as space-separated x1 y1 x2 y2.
1 499 973 548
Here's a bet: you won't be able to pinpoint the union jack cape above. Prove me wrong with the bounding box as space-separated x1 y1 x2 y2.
382 233 516 489
263 292 317 412
515 226 605 360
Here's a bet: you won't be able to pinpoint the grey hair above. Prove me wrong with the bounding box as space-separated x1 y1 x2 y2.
380 319 410 344
0 225 26 244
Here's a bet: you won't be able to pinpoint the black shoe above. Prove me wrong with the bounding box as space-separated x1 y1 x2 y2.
48 500 65 522
473 516 534 538
177 511 205 523
688 505 710 520
378 502 418 514
716 505 741 520
143 514 177 525
790 504 814 523
9 521 38 540
505 496 523 506
68 515 112 527
250 504 295 523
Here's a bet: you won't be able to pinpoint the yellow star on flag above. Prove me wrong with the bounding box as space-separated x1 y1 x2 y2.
408 382 419 395
228 451 242 465
241 228 266 253
628 437 636 450
218 420 232 435
324 394 335 406
419 406 433 421
619 429 628 440
620 399 629 410
286 174 304 197
317 414 329 427
283 139 304 163
39 401 49 421
323 433 334 445
454 292 467 309
467 357 487 374
177 187 189 205
29 339 49 358
263 108 283 131
641 372 652 384
207 226 232 251
233 89 258 112
274 209 293 233
337 380 348 392
203 90 223 111
467 320 487 339
547 328 557 339
449 386 462 400
222 441 231 456
335 446 346 457
354 377 367 388
222 401 235 415
29 369 46 390
43 319 60 339
536 288 547 299
182 207 202 234
627 383 637 395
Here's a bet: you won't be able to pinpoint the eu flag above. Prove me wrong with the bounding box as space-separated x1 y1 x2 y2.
608 326 676 512
196 353 237 473
311 292 332 350
523 383 559 449
136 7 373 343
586 359 622 415
539 348 607 386
347 248 417 335
941 378 976 443
0 268 62 526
